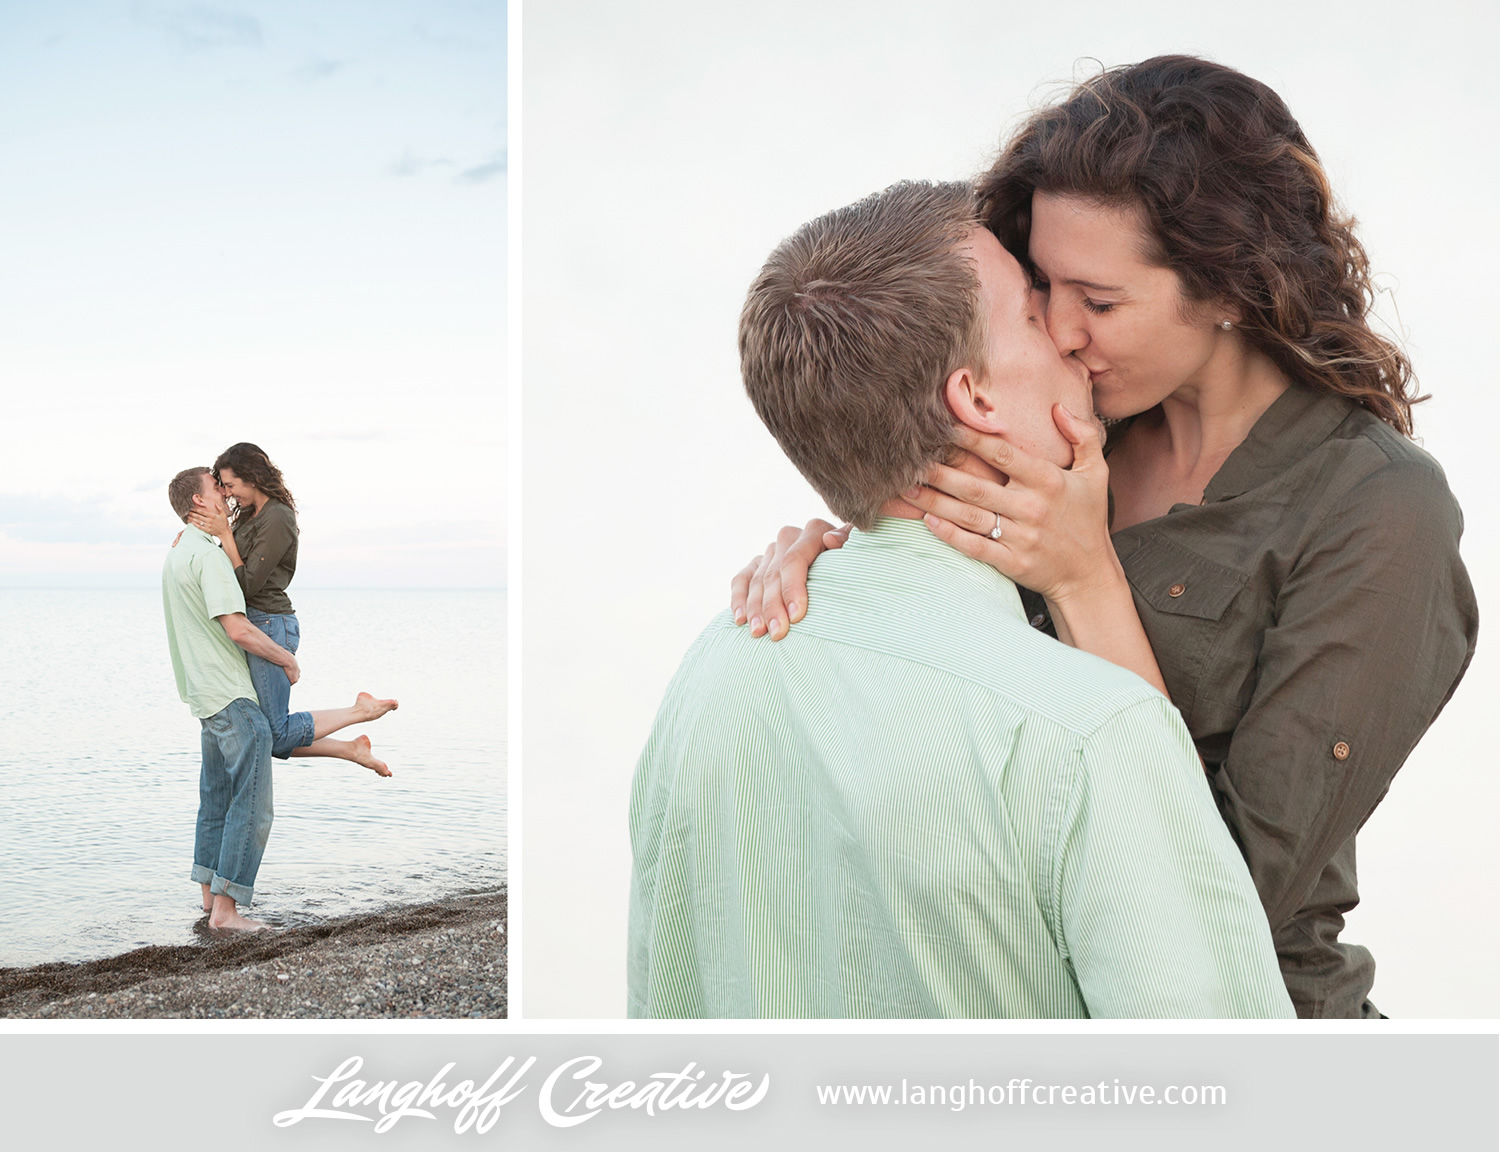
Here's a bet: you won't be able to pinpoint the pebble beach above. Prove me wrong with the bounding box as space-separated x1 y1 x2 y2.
0 888 507 1020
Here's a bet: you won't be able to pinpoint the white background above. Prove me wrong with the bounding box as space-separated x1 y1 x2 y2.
520 0 1500 1017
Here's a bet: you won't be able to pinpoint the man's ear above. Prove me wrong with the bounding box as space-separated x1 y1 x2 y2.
944 366 1006 435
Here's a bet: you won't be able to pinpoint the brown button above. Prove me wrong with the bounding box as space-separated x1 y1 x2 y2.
1168 583 1186 598
1030 614 1048 628
1332 741 1351 761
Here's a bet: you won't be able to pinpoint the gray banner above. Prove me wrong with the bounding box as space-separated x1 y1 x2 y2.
0 1033 1494 1148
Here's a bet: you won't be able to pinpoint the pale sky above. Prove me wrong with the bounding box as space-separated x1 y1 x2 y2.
0 0 506 588
522 0 1500 1016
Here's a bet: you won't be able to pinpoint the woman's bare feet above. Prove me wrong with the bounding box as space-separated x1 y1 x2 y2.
208 893 271 932
302 695 400 752
349 734 393 777
354 692 399 721
289 733 394 773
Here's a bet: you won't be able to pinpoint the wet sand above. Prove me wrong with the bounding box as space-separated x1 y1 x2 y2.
0 888 506 1019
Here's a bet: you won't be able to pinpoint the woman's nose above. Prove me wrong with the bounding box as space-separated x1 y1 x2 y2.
1044 296 1088 357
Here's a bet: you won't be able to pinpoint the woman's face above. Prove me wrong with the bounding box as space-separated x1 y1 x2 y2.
1028 192 1226 420
216 466 260 509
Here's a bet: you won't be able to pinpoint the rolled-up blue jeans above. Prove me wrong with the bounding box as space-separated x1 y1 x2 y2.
246 610 316 759
191 697 274 905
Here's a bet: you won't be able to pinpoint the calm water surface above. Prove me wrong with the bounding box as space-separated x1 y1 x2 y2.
0 589 505 966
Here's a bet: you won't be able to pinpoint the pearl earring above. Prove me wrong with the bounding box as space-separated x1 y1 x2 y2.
1220 320 1233 330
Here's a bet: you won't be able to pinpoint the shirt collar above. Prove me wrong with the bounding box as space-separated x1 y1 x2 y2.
840 516 1028 624
1202 383 1355 502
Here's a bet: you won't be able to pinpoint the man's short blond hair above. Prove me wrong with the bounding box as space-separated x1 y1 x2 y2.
168 467 211 522
738 180 986 530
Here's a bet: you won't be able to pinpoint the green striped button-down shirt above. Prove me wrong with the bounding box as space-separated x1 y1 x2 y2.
628 517 1293 1019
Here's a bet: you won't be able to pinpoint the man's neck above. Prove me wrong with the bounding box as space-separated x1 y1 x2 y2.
877 497 925 521
878 451 1009 521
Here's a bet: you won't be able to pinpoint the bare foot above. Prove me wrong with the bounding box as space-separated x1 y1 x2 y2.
208 900 271 933
354 692 399 722
350 734 393 777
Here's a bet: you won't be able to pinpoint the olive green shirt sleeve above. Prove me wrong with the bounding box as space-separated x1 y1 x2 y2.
1029 387 1479 1015
1208 456 1477 932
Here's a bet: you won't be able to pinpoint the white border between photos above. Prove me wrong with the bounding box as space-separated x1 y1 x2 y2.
506 0 525 1022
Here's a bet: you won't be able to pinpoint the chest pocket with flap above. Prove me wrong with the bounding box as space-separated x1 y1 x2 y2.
1119 531 1249 723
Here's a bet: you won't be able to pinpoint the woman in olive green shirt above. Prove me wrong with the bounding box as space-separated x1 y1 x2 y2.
732 56 1477 1018
189 442 399 777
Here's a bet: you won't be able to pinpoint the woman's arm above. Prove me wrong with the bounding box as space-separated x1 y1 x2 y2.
210 504 296 601
906 406 1171 697
1044 568 1170 699
188 504 245 569
1211 457 1476 933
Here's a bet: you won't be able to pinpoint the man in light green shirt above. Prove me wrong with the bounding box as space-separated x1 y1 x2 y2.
627 181 1293 1018
162 468 300 932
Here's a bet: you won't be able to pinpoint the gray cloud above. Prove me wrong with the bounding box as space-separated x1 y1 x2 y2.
0 496 167 546
457 149 507 185
136 4 263 52
293 56 347 81
389 149 456 178
407 23 483 52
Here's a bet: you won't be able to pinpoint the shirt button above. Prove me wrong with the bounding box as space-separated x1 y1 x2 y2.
1168 583 1186 597
1332 741 1351 761
1030 614 1048 628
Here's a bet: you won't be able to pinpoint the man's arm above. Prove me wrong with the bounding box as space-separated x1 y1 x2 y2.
218 612 300 685
1055 694 1293 1019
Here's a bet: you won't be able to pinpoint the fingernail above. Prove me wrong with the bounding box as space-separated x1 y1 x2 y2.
733 609 746 625
923 514 940 529
768 618 781 637
750 616 763 635
902 485 921 499
787 601 799 620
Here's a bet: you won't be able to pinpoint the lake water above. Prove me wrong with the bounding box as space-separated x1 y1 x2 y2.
0 588 506 967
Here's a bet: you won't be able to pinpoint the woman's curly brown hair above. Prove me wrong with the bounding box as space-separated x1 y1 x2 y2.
212 442 297 526
978 54 1421 435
